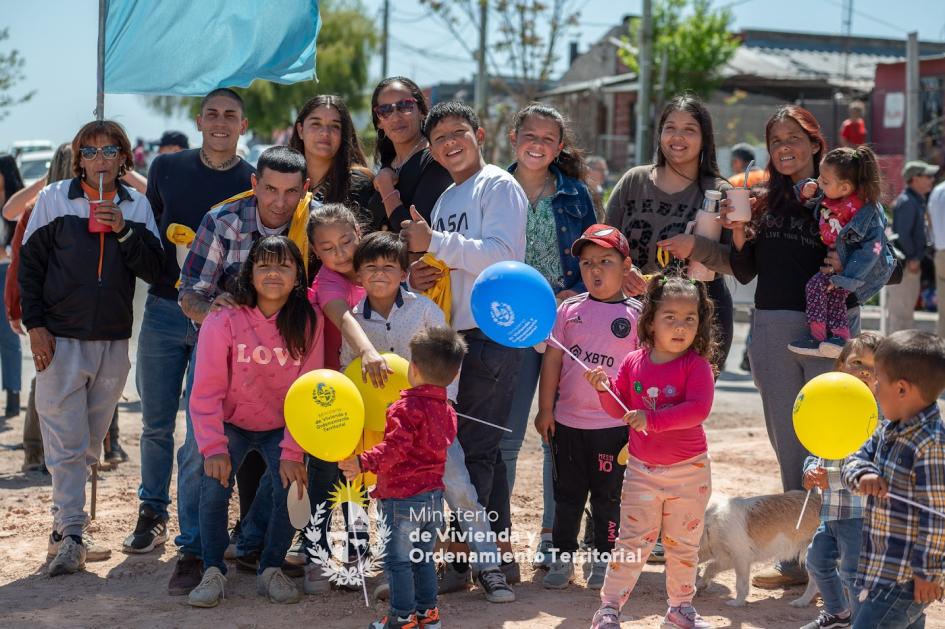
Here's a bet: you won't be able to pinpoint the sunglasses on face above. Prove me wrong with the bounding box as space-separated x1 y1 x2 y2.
374 98 418 119
79 145 121 160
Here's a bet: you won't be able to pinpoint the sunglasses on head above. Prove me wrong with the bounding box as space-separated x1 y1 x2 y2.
79 145 121 160
374 98 418 119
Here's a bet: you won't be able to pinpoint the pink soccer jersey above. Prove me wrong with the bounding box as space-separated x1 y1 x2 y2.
551 293 642 430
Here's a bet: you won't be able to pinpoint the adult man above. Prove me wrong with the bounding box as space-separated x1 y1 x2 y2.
728 143 766 188
122 88 254 596
157 130 190 154
928 176 945 338
886 160 938 333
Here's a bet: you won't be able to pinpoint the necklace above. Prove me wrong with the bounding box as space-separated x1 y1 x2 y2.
200 148 238 171
391 138 427 174
519 172 551 210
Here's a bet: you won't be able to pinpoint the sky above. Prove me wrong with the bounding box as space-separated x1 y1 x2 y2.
1 0 944 151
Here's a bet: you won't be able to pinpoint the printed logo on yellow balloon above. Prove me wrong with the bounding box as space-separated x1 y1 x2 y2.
313 383 336 407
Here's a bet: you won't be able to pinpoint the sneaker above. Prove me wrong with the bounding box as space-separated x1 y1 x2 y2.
586 559 608 589
168 552 204 596
662 602 711 629
237 550 304 578
801 610 852 629
417 607 442 629
591 606 622 629
543 559 574 589
373 581 390 602
122 504 167 554
819 337 847 359
368 614 418 629
303 562 331 594
788 338 826 357
48 535 86 577
48 530 111 562
285 532 306 566
476 566 515 603
437 562 472 594
751 564 809 589
648 539 666 564
224 524 239 561
500 560 521 585
187 566 226 608
533 536 554 570
104 438 128 465
256 566 301 604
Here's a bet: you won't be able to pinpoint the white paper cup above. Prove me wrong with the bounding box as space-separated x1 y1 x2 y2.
726 188 752 222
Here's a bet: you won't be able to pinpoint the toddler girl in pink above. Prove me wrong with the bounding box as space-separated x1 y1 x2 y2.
586 275 718 629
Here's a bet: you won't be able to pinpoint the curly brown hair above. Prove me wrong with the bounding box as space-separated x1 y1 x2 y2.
637 273 720 374
70 120 134 179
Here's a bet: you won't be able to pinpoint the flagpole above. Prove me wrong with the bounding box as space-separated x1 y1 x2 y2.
96 0 106 120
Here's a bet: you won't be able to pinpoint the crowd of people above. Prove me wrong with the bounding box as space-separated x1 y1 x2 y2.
2 79 945 629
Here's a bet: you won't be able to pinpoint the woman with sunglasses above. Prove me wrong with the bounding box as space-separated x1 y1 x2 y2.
19 120 163 576
290 94 374 226
366 76 453 233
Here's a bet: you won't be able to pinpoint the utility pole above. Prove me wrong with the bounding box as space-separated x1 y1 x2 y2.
635 0 653 165
475 0 488 116
381 0 390 78
841 0 853 80
905 31 919 162
96 0 106 120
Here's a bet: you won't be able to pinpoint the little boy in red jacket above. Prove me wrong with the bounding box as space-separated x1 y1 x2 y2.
340 326 467 629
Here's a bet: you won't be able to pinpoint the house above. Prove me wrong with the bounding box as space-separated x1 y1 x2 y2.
545 25 945 175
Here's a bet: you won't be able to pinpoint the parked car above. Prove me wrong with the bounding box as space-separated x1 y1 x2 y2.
11 140 54 160
18 150 55 186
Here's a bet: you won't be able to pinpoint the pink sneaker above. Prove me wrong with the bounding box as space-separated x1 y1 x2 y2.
590 607 621 629
662 603 711 629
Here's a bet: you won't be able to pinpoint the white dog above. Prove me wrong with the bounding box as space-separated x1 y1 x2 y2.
696 490 821 607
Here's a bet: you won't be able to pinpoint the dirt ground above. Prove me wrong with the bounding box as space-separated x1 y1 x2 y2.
1 318 943 628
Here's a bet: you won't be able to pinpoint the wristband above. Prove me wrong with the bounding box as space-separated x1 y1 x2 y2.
116 226 134 243
381 189 400 204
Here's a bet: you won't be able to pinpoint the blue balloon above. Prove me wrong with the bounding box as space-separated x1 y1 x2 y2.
471 261 557 348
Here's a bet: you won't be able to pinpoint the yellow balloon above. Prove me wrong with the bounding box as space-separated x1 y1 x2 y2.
793 372 879 460
354 429 385 488
343 353 410 432
284 369 364 462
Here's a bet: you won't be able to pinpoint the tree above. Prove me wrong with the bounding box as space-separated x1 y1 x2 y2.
620 0 739 103
0 28 35 121
420 0 581 105
146 0 377 137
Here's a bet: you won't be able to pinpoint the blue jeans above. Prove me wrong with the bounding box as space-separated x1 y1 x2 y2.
806 518 863 616
442 439 500 571
380 490 442 618
135 295 196 519
0 263 22 392
853 581 928 629
199 424 293 574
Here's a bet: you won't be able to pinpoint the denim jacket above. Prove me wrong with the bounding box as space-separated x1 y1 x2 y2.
829 201 894 302
507 162 597 293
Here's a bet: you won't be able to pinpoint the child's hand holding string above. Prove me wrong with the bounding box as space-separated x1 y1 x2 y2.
338 455 361 481
279 460 307 499
623 410 648 432
585 366 609 392
856 473 888 497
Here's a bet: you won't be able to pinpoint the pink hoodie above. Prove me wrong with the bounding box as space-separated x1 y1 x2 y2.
191 305 325 462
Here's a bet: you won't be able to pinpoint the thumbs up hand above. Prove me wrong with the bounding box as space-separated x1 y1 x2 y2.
400 204 433 252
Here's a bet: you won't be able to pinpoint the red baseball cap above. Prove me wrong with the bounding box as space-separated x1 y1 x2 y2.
571 224 630 259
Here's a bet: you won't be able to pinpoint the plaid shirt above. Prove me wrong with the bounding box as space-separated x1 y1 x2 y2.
803 455 863 522
178 193 287 302
842 404 945 590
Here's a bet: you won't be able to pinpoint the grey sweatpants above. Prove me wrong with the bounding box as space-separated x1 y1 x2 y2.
36 338 130 537
747 309 860 492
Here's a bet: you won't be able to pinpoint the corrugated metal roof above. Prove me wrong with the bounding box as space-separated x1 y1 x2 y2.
721 45 903 90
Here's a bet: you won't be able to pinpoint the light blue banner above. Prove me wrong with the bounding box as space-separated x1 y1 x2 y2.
104 0 319 95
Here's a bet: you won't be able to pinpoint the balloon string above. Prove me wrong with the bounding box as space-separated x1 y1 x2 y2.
345 480 370 607
886 492 945 519
796 457 820 530
547 335 648 436
455 412 513 433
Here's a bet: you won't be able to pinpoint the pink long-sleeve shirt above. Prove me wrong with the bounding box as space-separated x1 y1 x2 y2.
191 305 325 463
600 348 714 465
